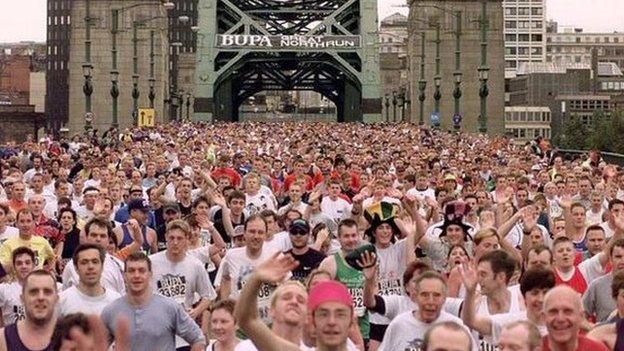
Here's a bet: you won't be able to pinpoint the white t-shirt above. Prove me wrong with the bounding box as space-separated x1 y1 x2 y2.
62 254 125 294
150 251 217 308
505 223 551 248
320 197 352 223
406 187 436 201
475 286 525 350
378 310 476 351
234 339 359 351
58 286 121 316
263 231 292 253
0 226 19 245
380 295 464 320
215 246 281 322
600 221 616 239
245 190 277 215
0 282 24 325
586 209 605 226
370 239 408 325
235 340 314 351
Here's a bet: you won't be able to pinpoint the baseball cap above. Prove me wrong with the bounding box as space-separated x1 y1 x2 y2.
233 225 245 237
162 202 180 213
128 199 150 212
289 219 310 234
308 281 353 312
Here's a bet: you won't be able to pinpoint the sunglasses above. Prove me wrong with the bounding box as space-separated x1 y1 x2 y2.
289 230 308 236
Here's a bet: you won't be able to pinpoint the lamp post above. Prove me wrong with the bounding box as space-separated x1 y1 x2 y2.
432 20 441 127
452 10 463 130
385 94 390 122
399 87 406 122
404 86 411 123
178 89 185 121
418 32 426 126
186 93 191 120
149 30 156 109
170 41 183 121
83 0 93 131
478 0 490 133
110 9 120 129
82 64 93 131
110 70 119 129
392 90 398 122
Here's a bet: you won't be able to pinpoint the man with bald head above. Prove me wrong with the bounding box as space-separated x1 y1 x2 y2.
498 321 542 351
542 285 608 351
422 321 472 351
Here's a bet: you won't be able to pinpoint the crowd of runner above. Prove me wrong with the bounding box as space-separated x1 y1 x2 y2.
0 121 622 350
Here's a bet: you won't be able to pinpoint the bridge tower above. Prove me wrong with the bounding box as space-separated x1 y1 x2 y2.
193 0 382 122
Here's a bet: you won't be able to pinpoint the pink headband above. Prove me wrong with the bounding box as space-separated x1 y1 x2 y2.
308 281 353 312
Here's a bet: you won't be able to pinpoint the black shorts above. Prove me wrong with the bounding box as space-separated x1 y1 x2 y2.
369 323 388 342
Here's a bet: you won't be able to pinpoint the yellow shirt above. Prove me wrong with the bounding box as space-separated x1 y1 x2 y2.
0 236 55 268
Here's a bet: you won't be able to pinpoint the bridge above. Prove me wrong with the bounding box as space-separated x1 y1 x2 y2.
193 0 382 122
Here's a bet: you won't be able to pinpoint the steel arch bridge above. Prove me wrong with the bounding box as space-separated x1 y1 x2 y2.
193 0 382 122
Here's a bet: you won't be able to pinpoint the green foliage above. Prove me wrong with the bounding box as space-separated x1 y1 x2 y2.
559 114 589 149
565 110 624 153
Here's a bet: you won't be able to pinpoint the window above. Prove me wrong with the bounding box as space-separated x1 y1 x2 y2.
531 47 542 55
505 8 517 15
531 8 543 15
506 47 517 55
505 34 517 41
505 21 517 29
519 34 530 42
605 37 610 43
532 34 543 41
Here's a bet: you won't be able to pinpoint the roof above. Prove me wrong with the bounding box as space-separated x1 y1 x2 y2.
381 13 407 26
516 62 590 75
597 62 623 76
505 106 552 112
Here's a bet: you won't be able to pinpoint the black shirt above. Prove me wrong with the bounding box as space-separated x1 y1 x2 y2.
286 248 326 282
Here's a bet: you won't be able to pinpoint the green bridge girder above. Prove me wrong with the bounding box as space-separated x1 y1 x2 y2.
194 0 382 122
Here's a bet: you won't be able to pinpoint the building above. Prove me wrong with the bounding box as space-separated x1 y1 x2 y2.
504 106 551 142
502 0 546 78
408 0 505 133
46 0 197 133
380 13 408 54
546 28 624 67
506 62 616 139
46 0 72 131
64 0 171 132
0 105 45 143
0 43 46 107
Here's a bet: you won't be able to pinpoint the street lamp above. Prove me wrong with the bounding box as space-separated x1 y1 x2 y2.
132 74 140 125
433 74 441 128
186 93 192 120
418 32 426 126
170 41 183 121
392 91 398 122
478 66 490 133
82 63 94 131
398 87 406 122
478 0 490 133
83 0 93 131
384 94 390 122
110 70 119 129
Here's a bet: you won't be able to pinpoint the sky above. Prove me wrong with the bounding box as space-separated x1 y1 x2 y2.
1 0 624 43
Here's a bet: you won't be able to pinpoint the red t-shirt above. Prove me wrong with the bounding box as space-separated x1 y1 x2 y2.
542 335 609 351
554 267 588 295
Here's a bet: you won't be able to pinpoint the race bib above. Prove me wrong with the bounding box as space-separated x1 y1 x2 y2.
156 274 187 306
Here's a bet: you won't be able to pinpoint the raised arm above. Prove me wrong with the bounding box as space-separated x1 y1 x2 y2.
234 253 301 351
212 193 235 239
460 263 493 336
360 251 379 309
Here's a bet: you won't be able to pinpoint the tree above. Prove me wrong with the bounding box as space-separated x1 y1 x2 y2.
586 110 613 151
559 115 589 150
